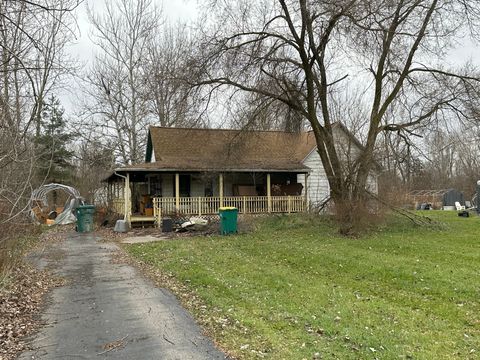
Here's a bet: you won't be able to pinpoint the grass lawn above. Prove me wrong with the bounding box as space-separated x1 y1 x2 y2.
125 212 479 359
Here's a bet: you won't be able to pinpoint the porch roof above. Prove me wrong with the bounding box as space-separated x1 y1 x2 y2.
112 159 311 174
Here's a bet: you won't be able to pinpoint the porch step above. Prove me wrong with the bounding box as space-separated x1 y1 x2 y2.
130 215 156 228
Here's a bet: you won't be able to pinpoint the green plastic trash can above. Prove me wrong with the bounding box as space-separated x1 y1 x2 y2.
76 205 96 233
219 207 238 235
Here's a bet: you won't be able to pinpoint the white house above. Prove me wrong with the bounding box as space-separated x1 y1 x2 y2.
105 124 378 225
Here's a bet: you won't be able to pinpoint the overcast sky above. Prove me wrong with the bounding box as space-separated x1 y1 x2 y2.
60 0 480 117
69 0 197 63
60 0 198 113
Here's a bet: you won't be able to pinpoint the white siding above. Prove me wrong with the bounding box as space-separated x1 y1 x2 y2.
299 126 379 206
162 174 174 197
298 149 330 206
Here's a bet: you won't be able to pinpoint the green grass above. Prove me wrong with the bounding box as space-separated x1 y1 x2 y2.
125 213 479 359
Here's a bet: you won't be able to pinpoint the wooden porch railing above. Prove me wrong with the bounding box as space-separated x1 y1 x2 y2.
152 195 305 218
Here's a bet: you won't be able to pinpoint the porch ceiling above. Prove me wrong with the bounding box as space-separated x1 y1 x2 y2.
103 165 310 182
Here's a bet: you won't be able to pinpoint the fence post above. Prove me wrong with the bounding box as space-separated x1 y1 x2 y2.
243 196 247 214
287 196 291 214
153 198 157 227
198 197 202 216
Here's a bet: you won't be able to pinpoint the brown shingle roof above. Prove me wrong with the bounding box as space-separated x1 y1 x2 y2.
121 127 317 173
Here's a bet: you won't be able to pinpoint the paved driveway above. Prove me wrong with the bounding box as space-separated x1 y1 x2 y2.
20 232 227 360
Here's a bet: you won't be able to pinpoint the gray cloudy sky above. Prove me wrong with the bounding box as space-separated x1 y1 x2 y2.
70 0 197 63
60 0 198 113
61 0 480 117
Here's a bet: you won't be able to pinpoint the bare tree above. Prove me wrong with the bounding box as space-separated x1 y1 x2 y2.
0 0 79 224
192 0 480 231
73 136 115 204
82 3 209 165
0 0 80 136
83 0 161 164
144 23 205 128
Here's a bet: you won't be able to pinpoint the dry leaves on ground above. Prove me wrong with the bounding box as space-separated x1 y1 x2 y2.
0 264 64 360
0 226 68 360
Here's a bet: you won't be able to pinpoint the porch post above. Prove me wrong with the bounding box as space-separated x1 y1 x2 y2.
125 172 131 224
267 173 272 213
175 173 180 210
219 173 224 208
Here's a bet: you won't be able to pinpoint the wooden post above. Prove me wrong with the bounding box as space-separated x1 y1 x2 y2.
107 183 111 207
175 173 180 210
219 173 224 208
267 173 271 213
125 173 131 224
287 195 291 214
198 197 202 216
243 196 247 214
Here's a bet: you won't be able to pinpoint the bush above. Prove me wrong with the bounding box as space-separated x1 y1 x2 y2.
333 199 387 236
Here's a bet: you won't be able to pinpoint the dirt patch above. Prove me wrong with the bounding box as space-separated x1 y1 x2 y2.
97 215 255 243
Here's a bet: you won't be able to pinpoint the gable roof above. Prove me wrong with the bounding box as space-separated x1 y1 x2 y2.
128 127 318 173
110 123 379 176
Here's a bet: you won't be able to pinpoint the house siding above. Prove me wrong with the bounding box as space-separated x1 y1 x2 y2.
298 149 330 207
162 174 174 197
299 126 379 207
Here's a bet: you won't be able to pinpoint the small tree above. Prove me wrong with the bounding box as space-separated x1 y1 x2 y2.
35 95 74 183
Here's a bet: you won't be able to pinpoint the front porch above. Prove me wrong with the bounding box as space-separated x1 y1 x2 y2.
106 171 308 227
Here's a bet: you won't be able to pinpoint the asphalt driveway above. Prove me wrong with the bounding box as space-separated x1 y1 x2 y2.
20 232 227 360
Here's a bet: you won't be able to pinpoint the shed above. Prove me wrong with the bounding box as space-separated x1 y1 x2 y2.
442 189 464 207
408 188 465 210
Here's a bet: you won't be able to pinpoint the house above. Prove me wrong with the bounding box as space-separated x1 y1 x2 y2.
105 124 378 226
